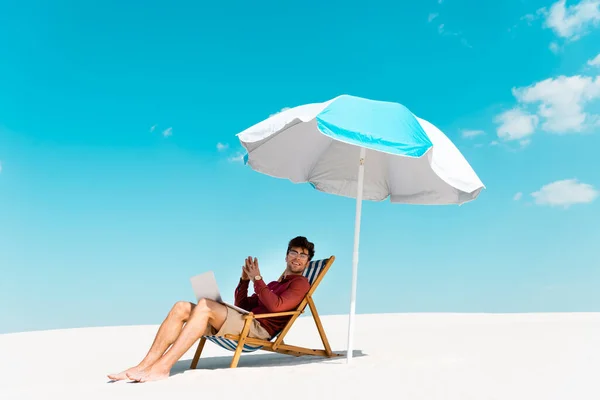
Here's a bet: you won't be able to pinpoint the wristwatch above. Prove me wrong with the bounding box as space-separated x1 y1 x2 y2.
253 275 262 281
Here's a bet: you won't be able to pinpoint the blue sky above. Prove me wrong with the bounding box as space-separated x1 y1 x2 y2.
1 0 599 334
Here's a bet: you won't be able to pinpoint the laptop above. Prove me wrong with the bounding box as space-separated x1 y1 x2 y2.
189 271 250 314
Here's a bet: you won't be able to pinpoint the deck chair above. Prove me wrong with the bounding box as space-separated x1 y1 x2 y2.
190 256 341 369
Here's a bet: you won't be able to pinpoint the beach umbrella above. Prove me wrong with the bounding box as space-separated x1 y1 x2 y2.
235 94 485 363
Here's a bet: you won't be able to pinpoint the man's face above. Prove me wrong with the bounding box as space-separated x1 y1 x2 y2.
285 246 310 274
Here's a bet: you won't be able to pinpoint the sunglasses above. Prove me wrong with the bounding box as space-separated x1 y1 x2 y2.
288 250 309 260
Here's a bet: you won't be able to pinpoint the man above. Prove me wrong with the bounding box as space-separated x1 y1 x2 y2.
107 236 315 382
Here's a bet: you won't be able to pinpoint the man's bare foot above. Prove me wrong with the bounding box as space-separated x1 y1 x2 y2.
108 365 145 381
129 364 171 383
125 366 153 382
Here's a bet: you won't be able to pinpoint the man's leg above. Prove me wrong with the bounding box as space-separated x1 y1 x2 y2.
130 298 228 382
107 301 196 381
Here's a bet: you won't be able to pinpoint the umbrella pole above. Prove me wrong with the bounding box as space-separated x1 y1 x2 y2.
347 146 366 364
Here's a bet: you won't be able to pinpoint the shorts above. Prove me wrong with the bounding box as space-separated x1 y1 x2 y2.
204 306 271 340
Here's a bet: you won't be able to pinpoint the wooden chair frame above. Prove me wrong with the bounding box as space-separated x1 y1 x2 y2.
190 256 341 369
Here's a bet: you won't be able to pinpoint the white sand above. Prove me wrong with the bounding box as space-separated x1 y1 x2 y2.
1 313 598 400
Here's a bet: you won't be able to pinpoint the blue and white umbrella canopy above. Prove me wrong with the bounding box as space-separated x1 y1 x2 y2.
236 95 485 363
238 94 484 205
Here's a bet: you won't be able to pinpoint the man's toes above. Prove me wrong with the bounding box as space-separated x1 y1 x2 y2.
126 372 139 381
108 372 126 381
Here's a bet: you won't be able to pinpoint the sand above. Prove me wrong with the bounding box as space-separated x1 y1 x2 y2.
1 313 598 400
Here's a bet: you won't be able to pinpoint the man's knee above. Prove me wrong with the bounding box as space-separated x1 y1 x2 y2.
195 298 215 313
194 298 229 327
194 298 225 320
170 301 193 319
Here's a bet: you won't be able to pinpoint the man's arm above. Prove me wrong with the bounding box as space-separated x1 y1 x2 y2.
234 279 258 310
252 278 310 313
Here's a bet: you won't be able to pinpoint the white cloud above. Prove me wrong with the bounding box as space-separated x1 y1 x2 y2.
162 127 173 137
549 42 561 53
494 108 539 140
516 1 600 49
228 153 245 163
522 9 546 24
428 13 438 22
512 75 600 133
494 73 600 143
149 124 157 133
490 140 499 146
510 7 547 33
531 179 598 207
461 129 485 138
520 138 532 148
514 192 523 201
588 53 600 66
460 38 473 48
216 142 229 152
435 23 471 47
544 0 600 41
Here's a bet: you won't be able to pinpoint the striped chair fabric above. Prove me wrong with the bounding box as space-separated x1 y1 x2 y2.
204 258 328 353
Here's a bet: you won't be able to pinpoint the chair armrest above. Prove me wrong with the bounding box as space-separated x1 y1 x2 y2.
246 310 303 319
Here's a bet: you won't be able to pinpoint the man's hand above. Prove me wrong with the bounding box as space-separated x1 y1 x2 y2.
243 256 261 281
241 259 250 281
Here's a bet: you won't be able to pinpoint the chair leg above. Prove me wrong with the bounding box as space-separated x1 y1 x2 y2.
190 337 207 369
307 296 333 357
230 316 253 368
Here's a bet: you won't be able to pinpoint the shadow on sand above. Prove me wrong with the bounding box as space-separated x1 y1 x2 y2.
171 349 367 376
108 349 366 383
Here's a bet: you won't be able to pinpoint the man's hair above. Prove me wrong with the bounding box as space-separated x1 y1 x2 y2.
287 236 315 261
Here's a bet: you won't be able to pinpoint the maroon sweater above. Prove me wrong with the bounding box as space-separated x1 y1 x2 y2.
234 274 310 337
